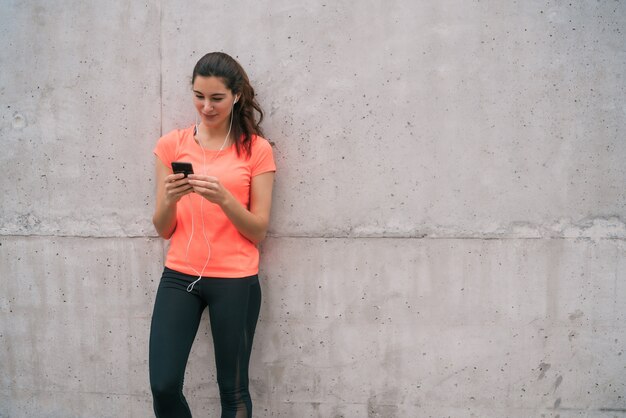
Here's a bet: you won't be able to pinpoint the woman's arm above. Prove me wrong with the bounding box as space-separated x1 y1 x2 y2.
152 157 194 239
188 171 275 244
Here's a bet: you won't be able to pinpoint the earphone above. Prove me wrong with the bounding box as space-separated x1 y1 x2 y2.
185 103 236 292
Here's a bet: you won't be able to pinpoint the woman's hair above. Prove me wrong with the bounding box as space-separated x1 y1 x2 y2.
192 52 264 158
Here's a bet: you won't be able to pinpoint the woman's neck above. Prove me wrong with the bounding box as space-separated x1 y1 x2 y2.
195 122 232 150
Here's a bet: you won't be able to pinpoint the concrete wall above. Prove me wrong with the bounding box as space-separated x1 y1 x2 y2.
1 0 624 417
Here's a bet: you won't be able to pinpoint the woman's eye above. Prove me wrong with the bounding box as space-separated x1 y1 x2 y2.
212 98 223 102
195 95 203 99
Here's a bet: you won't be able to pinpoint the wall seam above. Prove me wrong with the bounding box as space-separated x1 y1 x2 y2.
158 0 163 138
1 234 624 241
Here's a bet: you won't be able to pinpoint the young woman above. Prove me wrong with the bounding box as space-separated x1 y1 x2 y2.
149 52 275 418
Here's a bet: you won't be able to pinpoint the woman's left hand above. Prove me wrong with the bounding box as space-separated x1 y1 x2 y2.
187 174 232 207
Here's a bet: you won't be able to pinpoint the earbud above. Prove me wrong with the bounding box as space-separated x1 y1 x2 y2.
234 95 239 104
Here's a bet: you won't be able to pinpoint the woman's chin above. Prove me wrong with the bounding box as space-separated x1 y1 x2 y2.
200 116 226 128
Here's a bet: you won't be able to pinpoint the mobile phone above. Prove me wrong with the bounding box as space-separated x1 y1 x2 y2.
171 161 194 178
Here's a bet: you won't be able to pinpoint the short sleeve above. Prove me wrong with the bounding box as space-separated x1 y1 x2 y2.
153 129 180 168
250 136 276 177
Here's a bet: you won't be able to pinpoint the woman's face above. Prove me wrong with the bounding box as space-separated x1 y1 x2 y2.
192 75 238 130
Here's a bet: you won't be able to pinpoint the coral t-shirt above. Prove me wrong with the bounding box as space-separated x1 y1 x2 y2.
154 126 276 278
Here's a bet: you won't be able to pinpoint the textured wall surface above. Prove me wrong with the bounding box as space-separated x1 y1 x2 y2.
1 0 625 417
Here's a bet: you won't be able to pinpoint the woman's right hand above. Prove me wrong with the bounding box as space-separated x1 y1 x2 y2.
163 173 194 205
153 158 192 239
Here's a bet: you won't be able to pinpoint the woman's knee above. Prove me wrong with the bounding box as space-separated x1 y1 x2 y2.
151 377 182 400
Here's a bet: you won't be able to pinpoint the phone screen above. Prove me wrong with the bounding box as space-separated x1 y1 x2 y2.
171 161 194 177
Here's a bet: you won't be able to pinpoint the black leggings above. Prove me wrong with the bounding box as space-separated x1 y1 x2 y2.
149 267 261 418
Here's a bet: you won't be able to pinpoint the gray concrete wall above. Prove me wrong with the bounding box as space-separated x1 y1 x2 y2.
1 0 624 417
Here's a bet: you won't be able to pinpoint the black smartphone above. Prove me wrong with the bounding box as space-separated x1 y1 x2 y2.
171 161 194 178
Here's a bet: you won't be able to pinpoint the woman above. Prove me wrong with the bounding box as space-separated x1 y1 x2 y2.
149 52 275 418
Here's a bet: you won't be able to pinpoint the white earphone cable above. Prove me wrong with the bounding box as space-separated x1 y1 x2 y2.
185 104 235 292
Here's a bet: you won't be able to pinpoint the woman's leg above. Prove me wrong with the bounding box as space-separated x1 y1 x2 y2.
149 271 206 418
205 276 262 418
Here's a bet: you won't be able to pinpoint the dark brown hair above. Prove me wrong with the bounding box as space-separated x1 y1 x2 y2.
192 52 264 158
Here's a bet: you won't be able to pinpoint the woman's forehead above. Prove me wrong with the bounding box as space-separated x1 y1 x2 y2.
193 75 230 93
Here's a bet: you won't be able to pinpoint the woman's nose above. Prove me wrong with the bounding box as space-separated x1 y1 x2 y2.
203 100 212 111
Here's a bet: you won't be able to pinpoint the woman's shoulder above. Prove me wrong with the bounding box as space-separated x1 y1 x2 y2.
158 125 194 145
250 134 273 151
